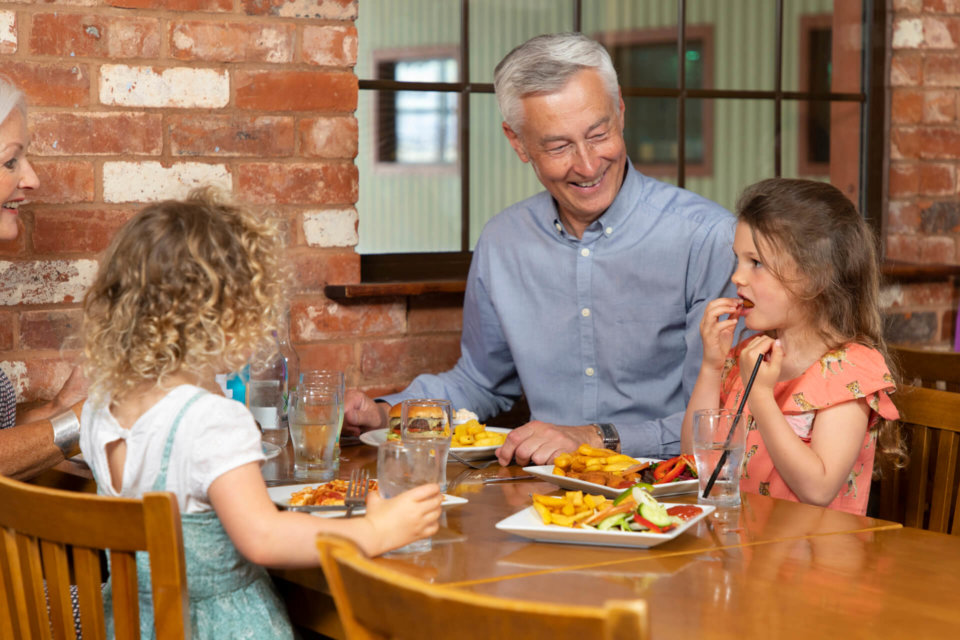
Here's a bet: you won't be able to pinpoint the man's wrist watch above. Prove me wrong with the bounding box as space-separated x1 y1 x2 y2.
590 423 620 452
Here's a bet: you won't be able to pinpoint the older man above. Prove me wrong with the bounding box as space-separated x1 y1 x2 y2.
345 32 735 464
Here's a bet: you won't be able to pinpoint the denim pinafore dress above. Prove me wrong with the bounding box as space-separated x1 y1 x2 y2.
92 391 294 639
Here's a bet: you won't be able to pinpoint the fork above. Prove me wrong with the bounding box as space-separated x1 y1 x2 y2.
344 468 370 518
448 449 498 470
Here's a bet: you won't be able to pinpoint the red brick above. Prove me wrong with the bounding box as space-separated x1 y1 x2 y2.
108 17 162 58
0 312 14 350
235 71 357 112
919 162 957 195
895 0 923 10
32 208 136 254
924 90 957 123
29 112 163 156
892 88 924 123
299 117 358 159
890 54 924 86
942 307 957 342
924 0 960 12
242 0 357 19
302 25 357 67
902 282 956 306
1 12 16 55
921 16 959 49
890 127 923 159
290 299 405 341
889 162 920 197
360 335 461 382
30 161 95 204
407 294 465 334
0 61 90 107
287 249 360 291
168 115 294 157
0 227 26 257
919 235 957 262
886 233 921 261
107 0 231 11
170 21 294 63
887 201 923 233
29 13 110 58
294 341 356 380
919 127 960 158
236 162 358 205
19 310 83 350
924 53 960 87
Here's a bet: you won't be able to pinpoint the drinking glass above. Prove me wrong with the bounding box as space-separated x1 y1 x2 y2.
693 408 747 507
377 439 447 553
247 379 288 447
400 399 452 489
289 379 343 481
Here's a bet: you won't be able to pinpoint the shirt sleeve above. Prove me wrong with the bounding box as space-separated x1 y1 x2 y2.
187 395 266 495
380 235 522 420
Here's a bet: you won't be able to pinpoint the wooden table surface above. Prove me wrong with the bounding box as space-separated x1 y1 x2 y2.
264 443 960 638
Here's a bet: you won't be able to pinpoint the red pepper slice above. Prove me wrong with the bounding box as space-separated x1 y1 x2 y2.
655 461 686 484
652 456 682 480
633 513 675 534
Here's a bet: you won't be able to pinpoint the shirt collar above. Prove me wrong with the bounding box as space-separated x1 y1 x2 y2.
549 158 644 241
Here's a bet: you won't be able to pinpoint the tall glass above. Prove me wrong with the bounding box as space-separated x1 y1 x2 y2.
300 369 346 457
247 379 287 447
693 408 746 507
377 439 446 553
400 399 452 491
289 379 343 481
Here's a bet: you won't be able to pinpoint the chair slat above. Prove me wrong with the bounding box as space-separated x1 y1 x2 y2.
929 431 959 533
143 493 191 640
903 426 931 528
18 534 52 640
40 540 76 640
73 546 106 640
1 527 30 640
110 550 141 640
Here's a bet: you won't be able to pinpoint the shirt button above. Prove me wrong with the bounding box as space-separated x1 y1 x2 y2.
580 248 590 257
605 226 613 235
585 367 595 377
555 222 563 232
581 308 591 317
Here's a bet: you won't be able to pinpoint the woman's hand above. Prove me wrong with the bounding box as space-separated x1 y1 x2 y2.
361 484 443 555
699 298 741 371
739 335 783 400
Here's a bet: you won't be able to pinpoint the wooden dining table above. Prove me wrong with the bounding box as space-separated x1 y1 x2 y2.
264 441 960 638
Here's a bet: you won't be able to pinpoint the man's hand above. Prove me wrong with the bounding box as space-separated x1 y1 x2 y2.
342 389 389 437
494 421 601 466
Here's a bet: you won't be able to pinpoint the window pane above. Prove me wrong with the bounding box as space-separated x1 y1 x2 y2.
583 0 679 36
469 93 544 248
356 0 460 81
469 0 575 83
685 0 777 91
357 90 462 254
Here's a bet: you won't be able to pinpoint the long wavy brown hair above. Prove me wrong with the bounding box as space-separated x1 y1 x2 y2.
82 186 286 401
737 178 907 470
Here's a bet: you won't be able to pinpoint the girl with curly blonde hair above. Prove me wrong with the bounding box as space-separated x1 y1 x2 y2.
79 188 442 639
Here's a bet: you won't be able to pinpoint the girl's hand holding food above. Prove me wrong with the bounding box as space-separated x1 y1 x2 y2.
699 297 742 371
362 484 443 555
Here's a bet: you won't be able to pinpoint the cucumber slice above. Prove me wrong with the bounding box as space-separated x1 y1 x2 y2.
638 501 673 528
596 513 629 531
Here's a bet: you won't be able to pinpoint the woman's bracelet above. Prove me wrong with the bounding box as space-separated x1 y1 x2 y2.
50 409 81 456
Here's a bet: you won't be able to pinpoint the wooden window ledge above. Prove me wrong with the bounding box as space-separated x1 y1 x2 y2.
324 280 466 298
882 260 960 284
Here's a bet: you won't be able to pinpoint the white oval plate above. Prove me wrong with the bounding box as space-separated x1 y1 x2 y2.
522 463 699 498
266 482 467 518
359 426 511 461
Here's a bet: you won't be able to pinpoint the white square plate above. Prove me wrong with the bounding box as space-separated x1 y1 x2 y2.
495 503 714 548
358 426 511 461
522 462 699 498
266 482 467 518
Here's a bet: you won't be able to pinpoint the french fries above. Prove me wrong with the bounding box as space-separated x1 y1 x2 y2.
451 419 507 448
531 490 609 527
552 444 641 476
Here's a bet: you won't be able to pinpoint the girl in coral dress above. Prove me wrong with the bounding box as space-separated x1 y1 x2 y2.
681 178 903 515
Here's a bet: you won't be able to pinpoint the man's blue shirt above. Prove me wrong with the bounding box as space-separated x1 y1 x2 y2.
382 161 736 457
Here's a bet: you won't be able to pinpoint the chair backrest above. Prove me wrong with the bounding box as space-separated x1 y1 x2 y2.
890 344 960 392
0 475 190 639
877 385 960 534
316 534 648 640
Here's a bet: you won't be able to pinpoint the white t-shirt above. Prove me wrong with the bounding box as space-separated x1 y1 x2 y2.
79 385 265 514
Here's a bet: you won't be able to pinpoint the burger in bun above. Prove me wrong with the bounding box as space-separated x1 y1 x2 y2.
402 404 448 437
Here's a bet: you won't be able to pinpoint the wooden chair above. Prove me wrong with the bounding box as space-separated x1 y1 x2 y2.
890 344 960 392
0 475 190 639
876 385 960 534
316 534 648 640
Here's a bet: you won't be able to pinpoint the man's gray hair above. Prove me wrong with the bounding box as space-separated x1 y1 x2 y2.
0 75 26 127
493 32 619 131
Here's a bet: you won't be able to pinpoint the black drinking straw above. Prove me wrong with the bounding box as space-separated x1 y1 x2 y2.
702 353 764 499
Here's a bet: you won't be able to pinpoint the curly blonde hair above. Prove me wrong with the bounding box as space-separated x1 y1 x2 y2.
82 186 286 401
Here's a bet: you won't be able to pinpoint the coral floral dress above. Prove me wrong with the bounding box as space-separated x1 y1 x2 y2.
720 338 898 515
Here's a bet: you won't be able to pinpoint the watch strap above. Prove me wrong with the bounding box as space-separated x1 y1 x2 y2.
591 422 620 452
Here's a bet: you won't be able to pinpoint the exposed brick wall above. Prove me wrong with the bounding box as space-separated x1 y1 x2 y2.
0 0 450 405
885 0 960 348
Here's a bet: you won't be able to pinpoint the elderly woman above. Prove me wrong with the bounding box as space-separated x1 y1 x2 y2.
0 75 85 480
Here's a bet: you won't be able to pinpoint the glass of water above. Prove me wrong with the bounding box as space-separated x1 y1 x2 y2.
693 408 746 508
288 376 343 481
376 439 446 553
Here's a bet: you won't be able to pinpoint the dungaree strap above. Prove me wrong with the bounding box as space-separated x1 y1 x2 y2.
151 390 207 492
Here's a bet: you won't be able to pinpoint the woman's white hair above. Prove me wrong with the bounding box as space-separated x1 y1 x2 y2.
493 32 619 132
0 75 27 126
